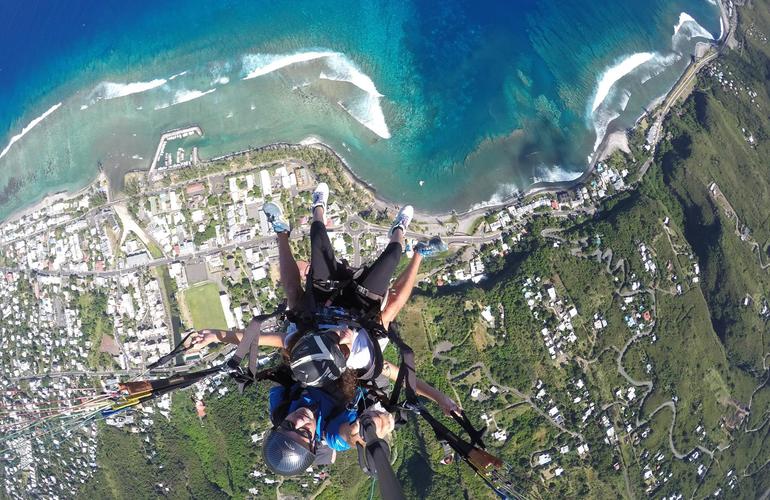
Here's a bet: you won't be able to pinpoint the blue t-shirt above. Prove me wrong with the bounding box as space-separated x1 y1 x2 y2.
268 385 360 451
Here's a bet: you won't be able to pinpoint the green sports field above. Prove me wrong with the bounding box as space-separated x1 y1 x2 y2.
181 282 228 330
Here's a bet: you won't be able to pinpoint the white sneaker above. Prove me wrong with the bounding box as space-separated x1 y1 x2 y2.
389 205 413 236
311 182 329 215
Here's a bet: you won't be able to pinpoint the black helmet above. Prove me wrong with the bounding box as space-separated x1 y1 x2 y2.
262 429 316 476
289 331 347 387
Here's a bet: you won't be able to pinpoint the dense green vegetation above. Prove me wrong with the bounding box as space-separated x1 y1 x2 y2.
76 290 115 370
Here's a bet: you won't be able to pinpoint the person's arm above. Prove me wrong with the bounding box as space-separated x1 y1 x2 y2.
337 409 395 448
380 253 422 329
381 360 460 416
187 328 286 351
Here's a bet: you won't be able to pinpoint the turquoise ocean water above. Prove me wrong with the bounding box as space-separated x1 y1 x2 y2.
0 0 721 218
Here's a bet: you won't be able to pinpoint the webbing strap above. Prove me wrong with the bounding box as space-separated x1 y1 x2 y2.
227 315 267 393
230 317 261 367
147 330 196 369
120 366 222 397
451 411 487 449
416 407 506 498
227 306 286 391
386 324 417 407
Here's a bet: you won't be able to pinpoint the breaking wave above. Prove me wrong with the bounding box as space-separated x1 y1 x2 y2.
589 52 656 150
673 12 714 41
534 165 582 183
588 12 712 152
639 53 681 84
618 89 632 112
95 78 168 100
242 51 332 80
318 55 383 97
591 52 654 113
469 183 520 211
0 103 62 160
241 50 391 139
154 88 217 110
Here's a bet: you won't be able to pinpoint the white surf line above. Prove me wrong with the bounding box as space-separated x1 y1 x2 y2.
155 88 217 110
168 70 188 81
674 12 714 40
591 52 655 113
100 78 167 100
241 50 392 138
0 103 63 161
242 51 335 80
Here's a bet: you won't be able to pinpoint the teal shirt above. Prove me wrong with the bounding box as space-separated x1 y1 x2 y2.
269 385 362 451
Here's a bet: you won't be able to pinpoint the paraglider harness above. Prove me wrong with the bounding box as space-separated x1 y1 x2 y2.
300 267 513 498
105 261 517 500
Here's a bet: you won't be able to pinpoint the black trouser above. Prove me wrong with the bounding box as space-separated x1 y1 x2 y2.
310 220 401 298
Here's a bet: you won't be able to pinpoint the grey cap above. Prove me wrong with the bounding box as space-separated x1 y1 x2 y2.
262 429 316 476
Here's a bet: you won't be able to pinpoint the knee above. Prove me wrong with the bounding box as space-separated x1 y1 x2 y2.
310 220 326 235
385 241 403 256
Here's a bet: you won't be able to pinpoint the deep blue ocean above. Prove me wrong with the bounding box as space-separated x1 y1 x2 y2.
0 0 721 217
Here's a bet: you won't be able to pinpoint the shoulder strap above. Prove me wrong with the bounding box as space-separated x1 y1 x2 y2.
227 305 285 393
270 382 306 426
386 323 417 407
354 329 385 382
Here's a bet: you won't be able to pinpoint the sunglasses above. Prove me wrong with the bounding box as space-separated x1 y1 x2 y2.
278 419 317 453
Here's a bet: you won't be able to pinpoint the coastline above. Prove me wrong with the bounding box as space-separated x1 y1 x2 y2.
0 0 731 228
0 172 107 226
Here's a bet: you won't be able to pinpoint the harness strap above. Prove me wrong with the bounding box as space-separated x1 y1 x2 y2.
367 331 385 383
414 407 507 499
451 411 487 449
119 366 222 397
227 306 285 393
386 324 417 407
147 330 197 369
354 283 385 304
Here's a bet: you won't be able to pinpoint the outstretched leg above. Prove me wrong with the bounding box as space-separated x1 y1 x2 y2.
263 201 303 310
356 205 413 297
277 232 303 310
357 230 404 297
309 212 342 283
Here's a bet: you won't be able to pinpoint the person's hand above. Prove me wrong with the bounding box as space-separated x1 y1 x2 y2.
439 396 461 417
186 330 221 352
361 408 395 438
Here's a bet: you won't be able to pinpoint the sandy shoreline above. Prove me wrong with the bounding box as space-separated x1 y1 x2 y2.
1 172 107 226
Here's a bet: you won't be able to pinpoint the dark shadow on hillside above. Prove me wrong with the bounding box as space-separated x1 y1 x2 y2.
412 237 540 303
396 416 433 498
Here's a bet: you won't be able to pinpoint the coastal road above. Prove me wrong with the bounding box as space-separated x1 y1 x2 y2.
345 214 503 245
1 232 306 277
2 215 503 278
3 210 511 279
648 48 719 148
